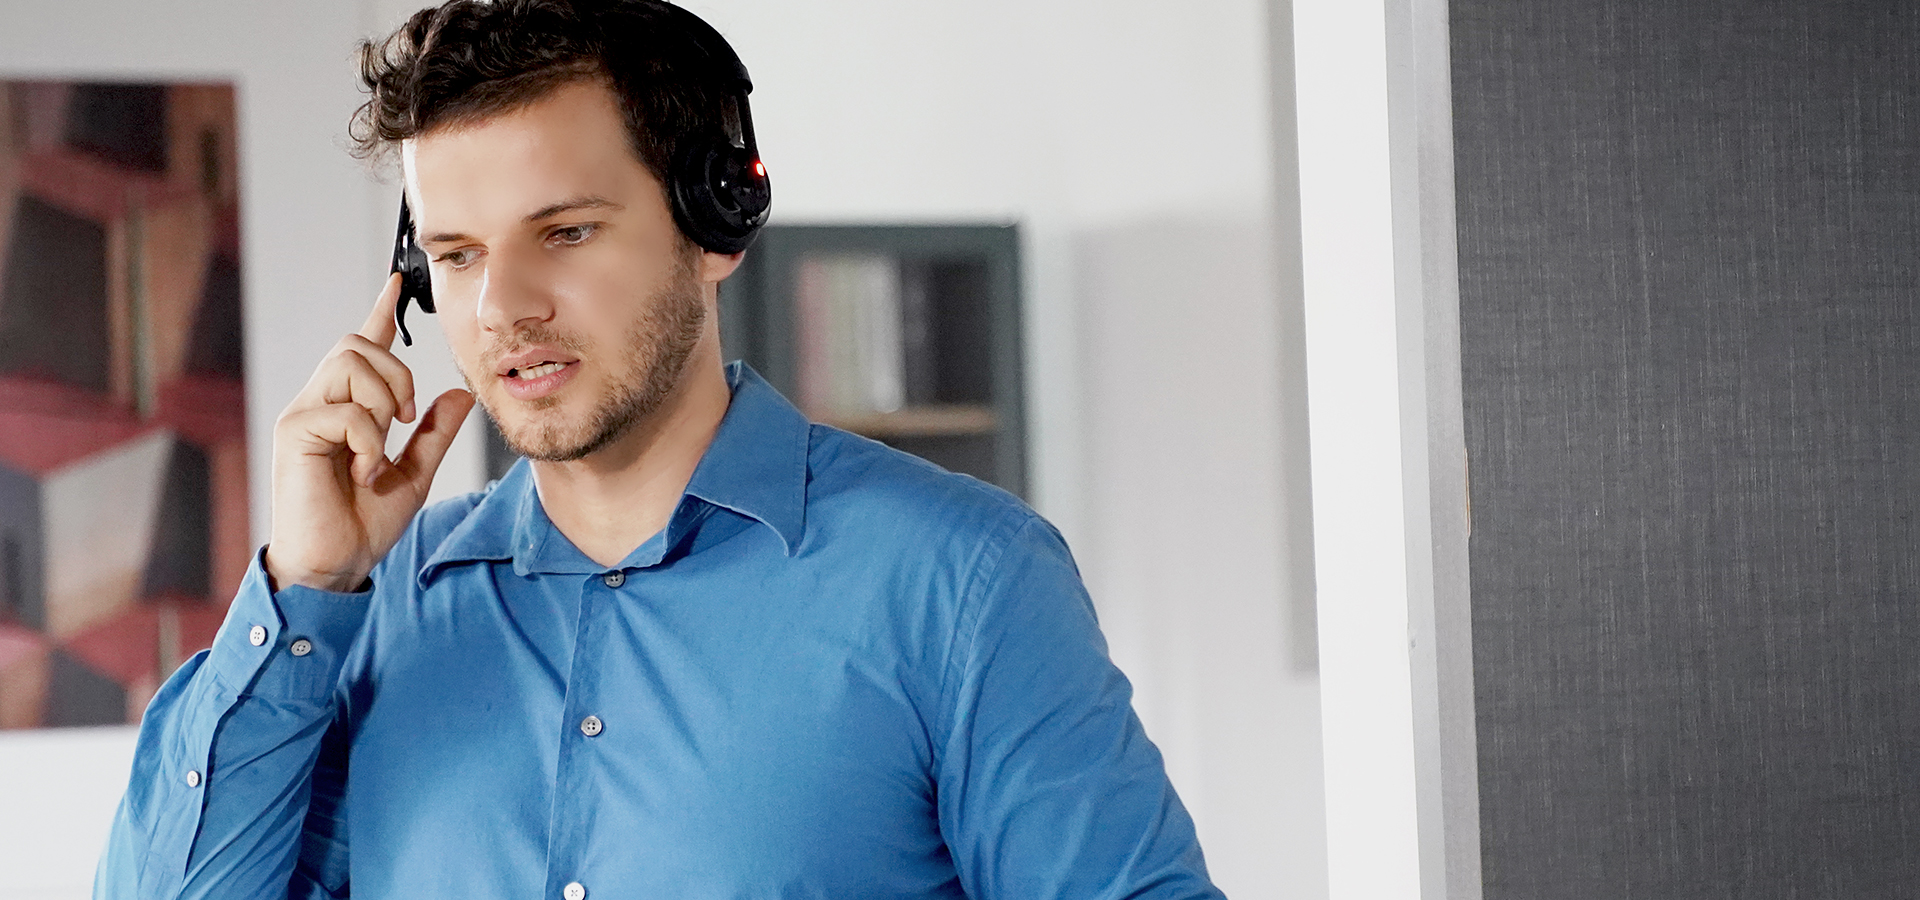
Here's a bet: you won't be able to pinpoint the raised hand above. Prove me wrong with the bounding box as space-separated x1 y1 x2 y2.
264 273 476 592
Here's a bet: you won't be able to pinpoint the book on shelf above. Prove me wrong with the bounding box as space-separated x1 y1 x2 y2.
796 253 908 418
898 259 937 408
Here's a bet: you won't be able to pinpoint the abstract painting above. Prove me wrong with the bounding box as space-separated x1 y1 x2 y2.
0 81 248 728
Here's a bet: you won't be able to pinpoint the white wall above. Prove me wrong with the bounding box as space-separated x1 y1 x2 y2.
0 1 1325 897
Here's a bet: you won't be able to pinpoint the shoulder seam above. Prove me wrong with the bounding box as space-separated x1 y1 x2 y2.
807 422 1031 518
932 510 1046 771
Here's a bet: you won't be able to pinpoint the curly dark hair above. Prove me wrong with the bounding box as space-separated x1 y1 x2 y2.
349 0 740 192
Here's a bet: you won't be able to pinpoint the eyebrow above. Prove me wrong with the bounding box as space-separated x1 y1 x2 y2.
418 195 625 245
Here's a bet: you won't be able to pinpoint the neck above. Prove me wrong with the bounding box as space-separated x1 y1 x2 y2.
530 340 731 568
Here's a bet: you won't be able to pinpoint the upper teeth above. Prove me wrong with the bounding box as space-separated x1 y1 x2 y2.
516 362 565 379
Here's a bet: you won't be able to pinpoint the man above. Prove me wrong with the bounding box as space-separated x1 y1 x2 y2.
96 1 1221 897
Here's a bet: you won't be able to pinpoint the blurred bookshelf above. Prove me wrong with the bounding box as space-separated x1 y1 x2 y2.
482 223 1028 500
723 224 1026 499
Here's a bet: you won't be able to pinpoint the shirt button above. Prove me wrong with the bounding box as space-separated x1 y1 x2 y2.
248 625 267 646
289 638 313 657
602 571 625 588
579 715 603 737
563 882 586 900
185 770 201 788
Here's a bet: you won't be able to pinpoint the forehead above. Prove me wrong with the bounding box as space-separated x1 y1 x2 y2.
401 80 655 228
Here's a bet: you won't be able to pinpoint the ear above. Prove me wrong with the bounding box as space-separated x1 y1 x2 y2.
698 249 745 284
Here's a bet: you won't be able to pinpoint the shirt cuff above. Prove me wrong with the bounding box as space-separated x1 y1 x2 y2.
206 548 373 702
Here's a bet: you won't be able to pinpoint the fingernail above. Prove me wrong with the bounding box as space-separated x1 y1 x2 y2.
403 400 417 422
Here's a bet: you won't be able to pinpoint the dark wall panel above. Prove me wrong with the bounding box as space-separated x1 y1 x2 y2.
1454 2 1920 898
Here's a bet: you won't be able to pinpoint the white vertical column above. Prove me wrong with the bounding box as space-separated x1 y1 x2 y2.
1294 0 1421 889
1290 0 1477 896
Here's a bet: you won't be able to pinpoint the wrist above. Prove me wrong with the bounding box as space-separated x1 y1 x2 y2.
263 546 372 594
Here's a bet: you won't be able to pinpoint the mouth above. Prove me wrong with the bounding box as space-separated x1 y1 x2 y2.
495 344 581 376
494 348 582 402
509 361 569 380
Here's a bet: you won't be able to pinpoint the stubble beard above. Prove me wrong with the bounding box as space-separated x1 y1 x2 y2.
471 245 708 463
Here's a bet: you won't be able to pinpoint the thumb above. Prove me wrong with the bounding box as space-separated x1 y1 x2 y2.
394 388 476 491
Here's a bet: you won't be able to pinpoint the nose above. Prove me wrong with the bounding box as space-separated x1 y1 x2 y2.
473 246 555 334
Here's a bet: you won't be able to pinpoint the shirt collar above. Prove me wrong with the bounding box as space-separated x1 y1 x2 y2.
419 362 810 586
681 361 809 555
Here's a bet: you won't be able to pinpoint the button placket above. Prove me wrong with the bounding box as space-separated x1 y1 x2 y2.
578 574 620 742
547 576 614 893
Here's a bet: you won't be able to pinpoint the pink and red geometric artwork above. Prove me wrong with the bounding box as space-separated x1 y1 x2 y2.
0 81 249 728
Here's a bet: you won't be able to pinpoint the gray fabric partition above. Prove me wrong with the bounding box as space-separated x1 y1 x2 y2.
1452 2 1920 897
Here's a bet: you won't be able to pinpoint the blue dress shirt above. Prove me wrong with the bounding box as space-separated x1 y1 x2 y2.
95 363 1221 899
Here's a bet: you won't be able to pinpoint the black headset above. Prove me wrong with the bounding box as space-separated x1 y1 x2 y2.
391 0 772 346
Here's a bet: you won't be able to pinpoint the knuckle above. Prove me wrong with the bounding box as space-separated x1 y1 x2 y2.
277 402 324 430
361 385 399 416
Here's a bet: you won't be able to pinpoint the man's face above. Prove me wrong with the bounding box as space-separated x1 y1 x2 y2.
403 79 736 462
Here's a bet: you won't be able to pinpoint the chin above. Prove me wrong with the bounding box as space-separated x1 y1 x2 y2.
493 414 592 462
486 398 636 464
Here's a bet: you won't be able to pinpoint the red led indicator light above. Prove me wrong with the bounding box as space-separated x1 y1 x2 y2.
754 161 766 177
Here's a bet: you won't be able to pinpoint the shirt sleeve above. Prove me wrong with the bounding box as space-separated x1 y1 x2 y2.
936 517 1226 900
93 548 371 900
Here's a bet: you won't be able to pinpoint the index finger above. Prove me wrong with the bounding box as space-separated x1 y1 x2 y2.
360 271 404 349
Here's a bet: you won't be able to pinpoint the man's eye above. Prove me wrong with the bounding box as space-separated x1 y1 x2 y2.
433 249 480 270
548 224 597 246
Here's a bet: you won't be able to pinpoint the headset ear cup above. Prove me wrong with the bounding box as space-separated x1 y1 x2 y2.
404 240 434 313
392 197 437 346
670 140 770 255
